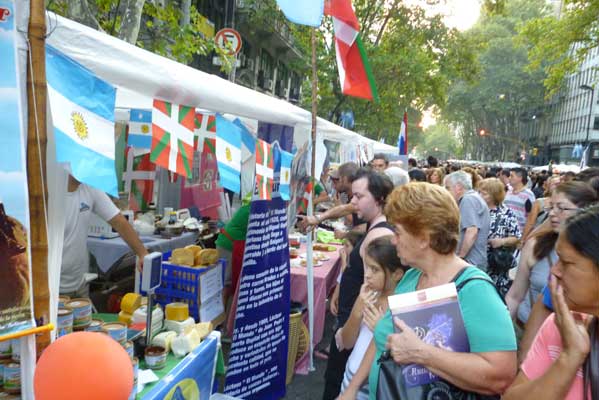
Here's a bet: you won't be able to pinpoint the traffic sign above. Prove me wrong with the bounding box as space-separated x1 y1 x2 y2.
215 28 242 56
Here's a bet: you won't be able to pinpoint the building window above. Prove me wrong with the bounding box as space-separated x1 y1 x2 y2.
594 116 599 130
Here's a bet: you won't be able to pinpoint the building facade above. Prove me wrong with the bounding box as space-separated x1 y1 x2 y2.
193 0 304 104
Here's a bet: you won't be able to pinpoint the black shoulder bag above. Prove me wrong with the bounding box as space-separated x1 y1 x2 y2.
376 268 505 400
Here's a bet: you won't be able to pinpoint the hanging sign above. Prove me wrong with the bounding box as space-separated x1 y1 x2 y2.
0 0 36 337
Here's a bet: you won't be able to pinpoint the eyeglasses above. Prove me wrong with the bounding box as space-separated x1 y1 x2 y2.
543 204 578 214
331 177 339 182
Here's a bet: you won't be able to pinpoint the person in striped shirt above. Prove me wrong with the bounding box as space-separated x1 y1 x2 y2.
504 167 536 232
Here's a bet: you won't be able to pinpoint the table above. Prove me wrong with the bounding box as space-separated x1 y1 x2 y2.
87 232 198 273
290 244 342 374
94 314 225 399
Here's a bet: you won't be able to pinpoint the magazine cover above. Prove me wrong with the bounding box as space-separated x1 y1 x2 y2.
388 283 469 388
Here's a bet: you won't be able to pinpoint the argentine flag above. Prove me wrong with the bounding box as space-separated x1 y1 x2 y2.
128 108 152 150
215 114 242 193
279 149 293 200
46 45 118 196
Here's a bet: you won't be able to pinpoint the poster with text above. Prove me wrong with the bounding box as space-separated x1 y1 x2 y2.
0 0 35 336
224 194 291 399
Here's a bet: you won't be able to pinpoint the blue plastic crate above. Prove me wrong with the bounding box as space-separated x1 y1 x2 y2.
138 252 226 322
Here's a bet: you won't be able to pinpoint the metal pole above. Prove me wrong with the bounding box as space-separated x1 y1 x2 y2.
585 88 594 145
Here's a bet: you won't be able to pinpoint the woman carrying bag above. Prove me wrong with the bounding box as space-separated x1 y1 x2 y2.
339 183 517 400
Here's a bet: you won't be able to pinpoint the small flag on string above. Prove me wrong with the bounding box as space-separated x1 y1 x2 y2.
215 114 242 193
123 147 156 211
255 139 274 200
128 109 152 150
279 150 293 200
297 180 313 214
194 112 216 151
150 100 195 178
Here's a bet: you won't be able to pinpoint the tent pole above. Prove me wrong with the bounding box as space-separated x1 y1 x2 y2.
306 28 318 373
27 0 50 354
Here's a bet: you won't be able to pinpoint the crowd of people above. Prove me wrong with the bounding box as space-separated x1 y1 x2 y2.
300 153 599 400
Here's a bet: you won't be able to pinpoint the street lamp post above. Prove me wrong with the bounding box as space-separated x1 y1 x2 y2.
580 84 594 163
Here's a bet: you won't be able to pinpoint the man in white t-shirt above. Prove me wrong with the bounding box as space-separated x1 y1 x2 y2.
61 175 148 297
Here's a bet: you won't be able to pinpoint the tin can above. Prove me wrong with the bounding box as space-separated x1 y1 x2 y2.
123 340 134 359
144 346 167 370
58 295 70 308
85 319 104 332
128 357 139 400
57 307 74 337
67 298 92 330
0 340 11 360
11 340 19 362
102 322 128 345
4 362 20 394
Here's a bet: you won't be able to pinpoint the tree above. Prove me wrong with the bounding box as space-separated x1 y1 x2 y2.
421 123 461 160
441 0 549 161
518 0 599 97
245 0 477 145
47 0 233 67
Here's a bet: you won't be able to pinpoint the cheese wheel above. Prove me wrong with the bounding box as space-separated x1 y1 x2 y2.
118 310 133 325
120 293 142 314
165 302 189 322
170 248 194 266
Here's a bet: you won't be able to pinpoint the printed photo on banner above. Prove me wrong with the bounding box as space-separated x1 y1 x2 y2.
0 0 35 336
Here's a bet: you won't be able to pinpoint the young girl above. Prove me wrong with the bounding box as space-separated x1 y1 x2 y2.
330 231 364 318
337 235 407 399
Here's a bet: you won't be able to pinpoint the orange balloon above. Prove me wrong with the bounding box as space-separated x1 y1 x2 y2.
34 332 133 400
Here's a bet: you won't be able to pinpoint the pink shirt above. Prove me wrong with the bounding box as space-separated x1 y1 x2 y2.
521 313 590 400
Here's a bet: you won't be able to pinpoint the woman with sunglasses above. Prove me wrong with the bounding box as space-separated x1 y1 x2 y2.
505 182 597 329
503 205 599 399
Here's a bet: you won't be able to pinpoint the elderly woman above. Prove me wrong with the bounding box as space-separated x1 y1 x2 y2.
339 183 517 399
478 178 521 296
503 205 599 400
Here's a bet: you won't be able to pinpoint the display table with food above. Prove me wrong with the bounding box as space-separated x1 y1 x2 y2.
87 231 199 274
289 242 343 374
93 313 225 399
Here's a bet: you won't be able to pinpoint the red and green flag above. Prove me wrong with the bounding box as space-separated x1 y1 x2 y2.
150 99 195 178
325 0 379 102
123 147 156 211
255 139 274 200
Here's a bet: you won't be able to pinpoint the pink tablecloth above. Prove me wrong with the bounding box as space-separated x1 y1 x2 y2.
291 244 342 374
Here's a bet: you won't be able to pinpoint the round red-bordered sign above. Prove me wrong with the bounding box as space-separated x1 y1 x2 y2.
214 28 242 56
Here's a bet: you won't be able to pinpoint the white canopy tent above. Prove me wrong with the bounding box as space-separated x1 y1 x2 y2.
45 13 386 152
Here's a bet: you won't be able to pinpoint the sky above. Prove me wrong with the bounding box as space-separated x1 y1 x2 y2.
404 0 482 31
0 1 29 227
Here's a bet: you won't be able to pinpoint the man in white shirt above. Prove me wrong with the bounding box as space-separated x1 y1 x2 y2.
61 175 148 297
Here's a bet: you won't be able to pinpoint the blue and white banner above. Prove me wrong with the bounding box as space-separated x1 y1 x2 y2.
46 45 118 196
215 114 242 193
224 195 290 400
127 108 152 150
143 333 219 399
0 0 35 337
279 149 293 200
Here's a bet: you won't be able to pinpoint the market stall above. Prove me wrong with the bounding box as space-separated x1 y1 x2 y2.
2 2 397 398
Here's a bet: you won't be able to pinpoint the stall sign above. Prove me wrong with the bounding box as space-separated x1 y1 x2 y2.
0 0 35 337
